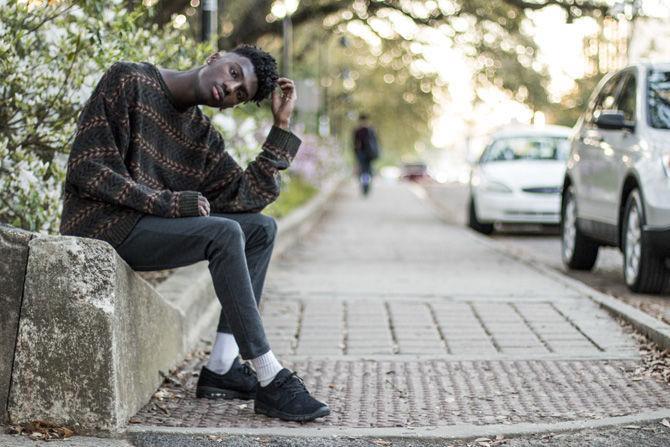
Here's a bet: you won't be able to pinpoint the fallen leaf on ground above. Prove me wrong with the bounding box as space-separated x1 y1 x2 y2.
660 419 670 428
154 403 170 415
153 389 171 400
7 420 76 441
371 439 392 446
56 427 74 438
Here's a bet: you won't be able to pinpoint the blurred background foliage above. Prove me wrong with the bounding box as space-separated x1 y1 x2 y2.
0 0 620 233
0 0 214 232
150 0 613 155
0 0 341 233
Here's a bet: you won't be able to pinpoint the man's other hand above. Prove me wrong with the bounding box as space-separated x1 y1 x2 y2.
198 195 211 216
272 77 297 130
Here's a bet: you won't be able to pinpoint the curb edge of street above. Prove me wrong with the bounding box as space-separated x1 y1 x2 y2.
485 238 670 352
125 409 670 442
415 183 670 353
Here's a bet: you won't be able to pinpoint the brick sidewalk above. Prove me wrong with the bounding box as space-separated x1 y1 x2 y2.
130 181 670 436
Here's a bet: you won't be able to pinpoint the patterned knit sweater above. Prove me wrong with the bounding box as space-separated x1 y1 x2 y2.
60 61 300 247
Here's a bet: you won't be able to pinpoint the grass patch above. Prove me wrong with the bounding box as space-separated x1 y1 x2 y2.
264 176 318 219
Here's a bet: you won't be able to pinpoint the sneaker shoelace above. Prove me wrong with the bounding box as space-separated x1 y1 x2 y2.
241 363 255 376
277 371 308 399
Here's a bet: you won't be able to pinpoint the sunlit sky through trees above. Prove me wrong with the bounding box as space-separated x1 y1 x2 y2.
157 0 670 180
421 1 670 182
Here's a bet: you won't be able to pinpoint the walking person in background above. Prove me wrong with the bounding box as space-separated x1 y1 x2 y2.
353 113 380 196
59 44 329 422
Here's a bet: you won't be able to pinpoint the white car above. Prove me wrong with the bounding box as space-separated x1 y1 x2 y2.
562 63 670 293
468 126 572 234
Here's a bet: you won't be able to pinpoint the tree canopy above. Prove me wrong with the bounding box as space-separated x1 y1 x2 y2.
139 0 616 156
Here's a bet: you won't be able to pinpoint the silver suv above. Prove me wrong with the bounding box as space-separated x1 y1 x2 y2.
561 63 670 293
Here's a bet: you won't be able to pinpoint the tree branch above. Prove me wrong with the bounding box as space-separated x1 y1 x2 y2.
148 0 190 26
222 0 351 46
500 0 609 17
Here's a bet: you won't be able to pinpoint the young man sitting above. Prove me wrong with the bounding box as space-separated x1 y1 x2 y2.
60 45 329 422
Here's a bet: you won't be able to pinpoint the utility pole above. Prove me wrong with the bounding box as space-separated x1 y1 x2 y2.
281 14 293 77
201 0 218 43
272 1 299 77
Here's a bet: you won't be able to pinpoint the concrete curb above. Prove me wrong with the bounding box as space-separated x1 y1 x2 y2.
126 409 670 442
485 240 670 352
156 263 221 355
9 236 185 433
0 225 36 425
0 434 133 447
415 184 670 352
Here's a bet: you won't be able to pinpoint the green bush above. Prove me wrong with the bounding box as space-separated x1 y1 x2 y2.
264 176 318 219
0 1 341 234
0 1 213 233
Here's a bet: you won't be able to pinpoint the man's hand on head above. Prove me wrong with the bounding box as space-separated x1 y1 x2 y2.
271 77 297 130
198 194 211 216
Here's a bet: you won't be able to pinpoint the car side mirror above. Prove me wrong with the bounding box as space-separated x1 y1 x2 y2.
594 110 628 130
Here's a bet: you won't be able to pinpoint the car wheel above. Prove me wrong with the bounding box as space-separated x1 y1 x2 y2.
561 185 598 270
468 197 494 235
622 189 668 293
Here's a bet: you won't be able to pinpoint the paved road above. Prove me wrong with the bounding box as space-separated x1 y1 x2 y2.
127 180 670 444
424 182 670 324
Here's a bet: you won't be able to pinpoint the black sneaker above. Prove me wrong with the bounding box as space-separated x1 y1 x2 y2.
196 358 258 400
254 369 330 422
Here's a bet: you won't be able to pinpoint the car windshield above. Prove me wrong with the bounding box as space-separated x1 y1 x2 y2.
481 136 570 163
648 70 670 129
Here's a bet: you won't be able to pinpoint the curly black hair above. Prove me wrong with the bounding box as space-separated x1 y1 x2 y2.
232 44 279 105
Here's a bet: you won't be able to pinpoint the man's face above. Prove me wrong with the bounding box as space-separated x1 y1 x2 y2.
198 52 258 110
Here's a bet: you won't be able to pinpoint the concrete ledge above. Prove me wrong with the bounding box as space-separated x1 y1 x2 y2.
0 225 36 424
5 176 344 433
156 262 220 352
8 237 183 433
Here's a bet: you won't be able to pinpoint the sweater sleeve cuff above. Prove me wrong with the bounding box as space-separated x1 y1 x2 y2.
178 191 200 217
265 125 301 159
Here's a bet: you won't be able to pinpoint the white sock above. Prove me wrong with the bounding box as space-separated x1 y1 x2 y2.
206 332 239 375
251 350 283 387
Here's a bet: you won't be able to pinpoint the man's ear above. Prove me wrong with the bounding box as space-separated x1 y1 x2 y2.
206 51 224 65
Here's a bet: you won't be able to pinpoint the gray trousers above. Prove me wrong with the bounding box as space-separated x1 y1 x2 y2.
115 212 276 359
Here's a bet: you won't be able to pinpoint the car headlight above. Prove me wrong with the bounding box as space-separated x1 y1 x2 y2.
483 179 513 193
663 154 670 177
